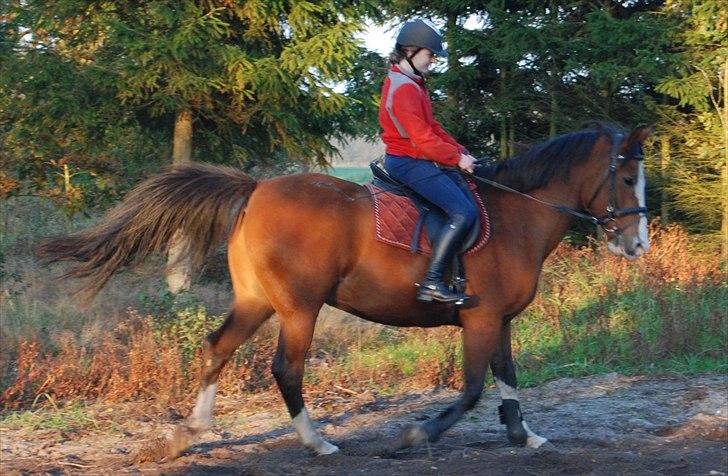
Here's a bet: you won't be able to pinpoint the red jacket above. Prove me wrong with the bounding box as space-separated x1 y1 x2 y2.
379 65 466 166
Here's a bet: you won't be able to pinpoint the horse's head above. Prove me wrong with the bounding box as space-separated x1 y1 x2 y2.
583 125 653 260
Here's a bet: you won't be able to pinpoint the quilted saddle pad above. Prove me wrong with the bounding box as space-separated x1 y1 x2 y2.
365 182 491 256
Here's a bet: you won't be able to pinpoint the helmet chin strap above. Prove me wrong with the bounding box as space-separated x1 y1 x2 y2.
398 45 424 78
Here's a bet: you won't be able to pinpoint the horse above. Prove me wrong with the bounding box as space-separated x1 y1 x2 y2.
37 123 652 458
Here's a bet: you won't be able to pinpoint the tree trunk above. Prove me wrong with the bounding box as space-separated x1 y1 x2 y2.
508 114 515 157
166 109 194 293
660 134 671 226
721 58 728 265
446 13 459 107
722 160 727 265
549 2 558 138
550 86 558 137
499 67 508 159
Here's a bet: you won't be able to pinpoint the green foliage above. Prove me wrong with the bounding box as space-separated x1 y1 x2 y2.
328 167 373 184
140 290 225 365
397 1 670 161
654 0 727 242
513 283 728 386
1 0 380 212
0 400 108 433
0 26 164 213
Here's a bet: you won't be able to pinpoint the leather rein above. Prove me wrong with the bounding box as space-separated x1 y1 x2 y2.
463 133 648 233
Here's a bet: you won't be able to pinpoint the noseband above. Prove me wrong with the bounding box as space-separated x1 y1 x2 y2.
584 133 648 234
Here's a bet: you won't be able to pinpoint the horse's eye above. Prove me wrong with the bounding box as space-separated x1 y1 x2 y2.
623 177 636 187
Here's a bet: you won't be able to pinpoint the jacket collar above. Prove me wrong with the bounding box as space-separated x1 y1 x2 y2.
392 64 423 84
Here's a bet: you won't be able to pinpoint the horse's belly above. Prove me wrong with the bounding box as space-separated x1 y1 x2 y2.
326 295 460 328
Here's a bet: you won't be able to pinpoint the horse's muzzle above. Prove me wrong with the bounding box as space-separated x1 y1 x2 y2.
608 236 648 260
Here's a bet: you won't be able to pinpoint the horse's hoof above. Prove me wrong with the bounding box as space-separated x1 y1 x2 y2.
526 434 549 449
165 424 198 460
391 424 429 451
313 440 340 455
507 426 528 445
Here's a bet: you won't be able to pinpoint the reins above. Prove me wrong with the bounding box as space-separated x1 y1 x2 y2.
462 133 647 232
461 168 615 227
319 132 647 232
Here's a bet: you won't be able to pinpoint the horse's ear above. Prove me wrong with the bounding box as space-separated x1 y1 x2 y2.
630 124 655 143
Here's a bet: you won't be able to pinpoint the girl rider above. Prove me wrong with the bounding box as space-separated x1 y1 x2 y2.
380 19 477 305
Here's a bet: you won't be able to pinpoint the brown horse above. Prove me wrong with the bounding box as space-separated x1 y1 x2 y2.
38 123 652 458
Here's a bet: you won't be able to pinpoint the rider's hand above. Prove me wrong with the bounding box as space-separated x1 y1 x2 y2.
458 154 476 173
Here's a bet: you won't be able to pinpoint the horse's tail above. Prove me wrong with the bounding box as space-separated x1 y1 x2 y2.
36 162 256 299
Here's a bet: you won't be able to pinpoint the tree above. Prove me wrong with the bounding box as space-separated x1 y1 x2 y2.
0 5 163 213
2 0 381 290
656 0 727 259
386 1 667 158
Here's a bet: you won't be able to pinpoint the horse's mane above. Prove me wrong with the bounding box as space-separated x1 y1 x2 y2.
475 122 619 193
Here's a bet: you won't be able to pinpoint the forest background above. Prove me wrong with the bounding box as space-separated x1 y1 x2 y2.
0 0 726 414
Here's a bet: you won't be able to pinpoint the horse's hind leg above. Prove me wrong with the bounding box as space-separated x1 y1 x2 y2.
490 321 547 448
272 308 338 455
167 298 273 459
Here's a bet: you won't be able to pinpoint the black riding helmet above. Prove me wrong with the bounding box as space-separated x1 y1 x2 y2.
396 19 447 57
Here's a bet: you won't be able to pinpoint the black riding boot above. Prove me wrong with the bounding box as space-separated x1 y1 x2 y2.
416 215 473 304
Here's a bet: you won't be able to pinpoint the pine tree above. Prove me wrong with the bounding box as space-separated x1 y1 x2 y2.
389 1 667 157
656 0 727 259
2 1 379 196
1 0 380 290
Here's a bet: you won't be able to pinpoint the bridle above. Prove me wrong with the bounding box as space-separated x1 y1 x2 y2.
465 132 648 233
582 133 647 233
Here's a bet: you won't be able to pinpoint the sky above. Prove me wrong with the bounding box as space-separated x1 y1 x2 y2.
357 21 398 56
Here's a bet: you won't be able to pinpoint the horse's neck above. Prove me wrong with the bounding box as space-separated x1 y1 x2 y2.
485 182 579 263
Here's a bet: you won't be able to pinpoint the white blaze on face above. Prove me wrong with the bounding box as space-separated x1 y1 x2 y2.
494 378 548 448
292 408 339 455
635 161 650 253
608 159 650 259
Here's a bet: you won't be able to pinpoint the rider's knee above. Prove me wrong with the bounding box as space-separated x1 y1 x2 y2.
458 204 478 228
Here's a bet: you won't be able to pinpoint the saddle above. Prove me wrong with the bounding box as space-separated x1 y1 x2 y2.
366 159 491 293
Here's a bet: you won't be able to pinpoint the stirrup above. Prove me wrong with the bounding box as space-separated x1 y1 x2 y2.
415 281 472 305
450 276 467 294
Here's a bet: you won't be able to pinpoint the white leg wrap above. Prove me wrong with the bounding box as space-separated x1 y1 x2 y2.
189 383 217 430
292 408 339 455
495 378 548 448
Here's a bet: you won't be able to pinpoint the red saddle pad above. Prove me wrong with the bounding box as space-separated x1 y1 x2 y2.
365 180 491 256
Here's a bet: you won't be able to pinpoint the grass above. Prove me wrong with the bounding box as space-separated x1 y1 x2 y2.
0 196 726 415
328 167 372 184
0 399 113 434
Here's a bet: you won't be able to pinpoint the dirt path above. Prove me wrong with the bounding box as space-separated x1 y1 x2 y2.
2 373 726 475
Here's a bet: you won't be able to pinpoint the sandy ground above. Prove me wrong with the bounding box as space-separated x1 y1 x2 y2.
1 373 726 475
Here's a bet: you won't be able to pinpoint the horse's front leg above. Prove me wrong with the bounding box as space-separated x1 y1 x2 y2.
490 321 548 448
393 315 499 449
